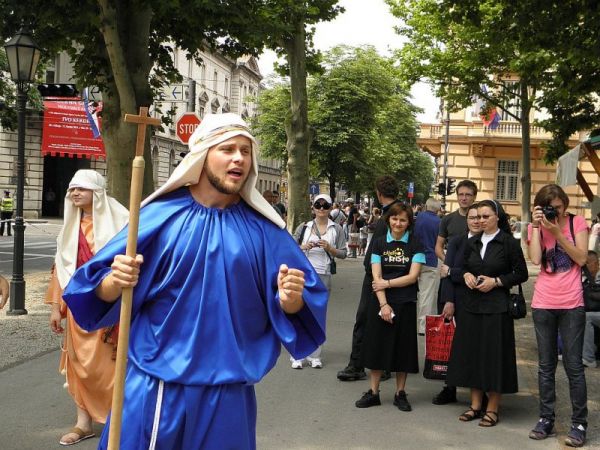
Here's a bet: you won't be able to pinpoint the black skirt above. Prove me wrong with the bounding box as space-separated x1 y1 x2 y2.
446 309 518 394
359 298 418 373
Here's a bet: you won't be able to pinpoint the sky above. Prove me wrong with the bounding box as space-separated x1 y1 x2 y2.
256 0 440 123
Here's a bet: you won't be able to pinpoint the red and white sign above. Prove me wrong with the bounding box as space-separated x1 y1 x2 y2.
176 112 201 144
41 99 106 159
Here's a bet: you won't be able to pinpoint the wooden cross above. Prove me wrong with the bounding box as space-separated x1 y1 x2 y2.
124 106 162 157
108 106 161 450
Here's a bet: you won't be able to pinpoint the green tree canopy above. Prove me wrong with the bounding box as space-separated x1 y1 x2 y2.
253 45 433 202
388 0 573 223
1 1 340 210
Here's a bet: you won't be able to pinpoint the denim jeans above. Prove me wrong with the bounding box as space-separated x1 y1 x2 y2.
582 311 600 362
532 307 588 427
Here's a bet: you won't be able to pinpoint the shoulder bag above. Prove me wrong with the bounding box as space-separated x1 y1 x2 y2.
503 235 527 319
583 266 600 311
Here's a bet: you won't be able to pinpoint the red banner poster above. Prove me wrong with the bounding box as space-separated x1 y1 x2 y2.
41 99 106 159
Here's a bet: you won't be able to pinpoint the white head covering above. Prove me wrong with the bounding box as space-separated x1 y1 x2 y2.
55 170 129 288
142 113 285 228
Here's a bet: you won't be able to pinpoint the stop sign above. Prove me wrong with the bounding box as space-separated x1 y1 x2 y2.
176 112 201 144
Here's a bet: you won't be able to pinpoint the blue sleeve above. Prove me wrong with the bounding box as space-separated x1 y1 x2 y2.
257 219 327 360
371 254 381 264
413 253 426 264
63 194 187 331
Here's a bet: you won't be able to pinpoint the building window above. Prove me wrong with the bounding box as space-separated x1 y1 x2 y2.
152 145 159 187
169 149 176 176
500 81 521 121
496 160 519 201
224 77 229 97
213 71 218 92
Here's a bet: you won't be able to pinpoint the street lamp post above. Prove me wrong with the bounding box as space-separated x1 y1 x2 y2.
4 28 41 315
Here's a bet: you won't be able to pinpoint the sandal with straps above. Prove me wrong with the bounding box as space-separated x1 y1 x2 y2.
459 407 482 422
479 411 499 427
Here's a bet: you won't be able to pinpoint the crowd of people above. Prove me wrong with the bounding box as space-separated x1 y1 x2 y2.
5 113 595 449
330 178 591 448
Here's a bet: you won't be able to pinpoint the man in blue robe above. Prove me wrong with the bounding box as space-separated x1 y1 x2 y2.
63 113 327 450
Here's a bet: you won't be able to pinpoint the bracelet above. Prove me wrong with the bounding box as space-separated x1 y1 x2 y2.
387 279 391 288
532 225 539 229
380 303 388 309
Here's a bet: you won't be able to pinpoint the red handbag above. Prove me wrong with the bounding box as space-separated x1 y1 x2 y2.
423 315 456 380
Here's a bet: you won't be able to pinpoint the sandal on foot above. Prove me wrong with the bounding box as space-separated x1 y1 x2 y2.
459 407 482 422
479 411 499 427
59 427 95 446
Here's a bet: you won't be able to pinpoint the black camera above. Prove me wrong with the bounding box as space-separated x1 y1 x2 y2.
542 205 557 221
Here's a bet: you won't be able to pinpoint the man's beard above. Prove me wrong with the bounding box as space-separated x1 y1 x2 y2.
204 165 245 195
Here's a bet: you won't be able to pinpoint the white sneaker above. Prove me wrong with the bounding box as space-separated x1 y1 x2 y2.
308 357 323 369
291 359 303 369
583 358 597 368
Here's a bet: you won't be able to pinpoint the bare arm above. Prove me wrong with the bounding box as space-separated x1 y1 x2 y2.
371 263 393 323
527 206 543 265
0 275 8 309
435 235 446 261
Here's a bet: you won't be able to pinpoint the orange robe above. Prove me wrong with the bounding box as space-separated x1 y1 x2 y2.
45 215 115 423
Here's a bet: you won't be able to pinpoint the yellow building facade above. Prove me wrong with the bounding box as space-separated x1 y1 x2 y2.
418 109 595 221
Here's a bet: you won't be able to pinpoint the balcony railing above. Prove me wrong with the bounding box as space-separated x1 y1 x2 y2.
419 121 553 140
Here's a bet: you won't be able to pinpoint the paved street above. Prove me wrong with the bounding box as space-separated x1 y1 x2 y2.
3 250 600 449
0 219 61 275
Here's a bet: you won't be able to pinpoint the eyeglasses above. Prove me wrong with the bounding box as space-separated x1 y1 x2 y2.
476 214 494 220
313 202 331 210
458 193 474 198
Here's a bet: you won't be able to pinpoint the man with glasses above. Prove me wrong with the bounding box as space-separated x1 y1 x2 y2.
433 179 478 405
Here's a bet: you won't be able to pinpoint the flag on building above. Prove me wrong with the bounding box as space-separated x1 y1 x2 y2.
83 88 102 138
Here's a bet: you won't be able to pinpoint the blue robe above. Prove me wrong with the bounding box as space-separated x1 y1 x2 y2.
63 187 327 449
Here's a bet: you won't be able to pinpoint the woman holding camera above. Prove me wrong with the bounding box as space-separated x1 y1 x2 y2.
527 184 588 447
292 194 347 369
446 200 528 427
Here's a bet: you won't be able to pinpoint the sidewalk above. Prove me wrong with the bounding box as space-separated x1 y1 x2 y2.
1 256 599 448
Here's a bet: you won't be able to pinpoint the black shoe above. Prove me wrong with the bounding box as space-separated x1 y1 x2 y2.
337 365 367 381
355 389 381 408
393 390 412 411
432 386 457 405
380 370 391 381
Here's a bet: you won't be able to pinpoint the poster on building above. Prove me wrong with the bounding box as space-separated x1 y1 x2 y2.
41 99 106 158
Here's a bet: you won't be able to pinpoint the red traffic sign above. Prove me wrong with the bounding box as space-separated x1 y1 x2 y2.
176 112 201 144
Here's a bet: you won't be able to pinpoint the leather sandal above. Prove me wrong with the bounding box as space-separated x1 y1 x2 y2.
459 406 482 422
59 427 95 446
479 411 499 427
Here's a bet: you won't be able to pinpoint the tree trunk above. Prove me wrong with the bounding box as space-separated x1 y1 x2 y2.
328 173 336 202
520 82 532 243
97 0 155 205
283 23 312 231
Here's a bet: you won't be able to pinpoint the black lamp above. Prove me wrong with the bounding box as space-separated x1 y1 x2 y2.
4 27 41 315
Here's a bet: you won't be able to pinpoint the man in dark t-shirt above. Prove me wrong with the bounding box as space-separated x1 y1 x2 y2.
432 179 477 405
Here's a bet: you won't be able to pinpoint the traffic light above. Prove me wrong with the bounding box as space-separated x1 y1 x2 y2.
437 182 445 196
37 83 79 98
446 177 456 196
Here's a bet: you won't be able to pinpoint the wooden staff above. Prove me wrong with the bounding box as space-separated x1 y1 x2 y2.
108 107 161 450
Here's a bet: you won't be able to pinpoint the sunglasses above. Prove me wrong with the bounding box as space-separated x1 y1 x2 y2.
313 202 331 210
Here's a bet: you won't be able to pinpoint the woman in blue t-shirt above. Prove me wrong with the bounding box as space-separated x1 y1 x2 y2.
355 202 425 412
